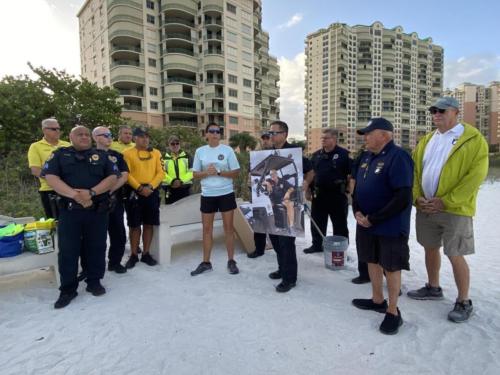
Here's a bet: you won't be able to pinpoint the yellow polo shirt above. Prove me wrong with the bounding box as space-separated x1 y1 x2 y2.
27 138 71 191
123 147 165 190
110 141 136 154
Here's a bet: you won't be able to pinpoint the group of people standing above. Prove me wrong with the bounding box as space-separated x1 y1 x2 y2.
26 95 488 336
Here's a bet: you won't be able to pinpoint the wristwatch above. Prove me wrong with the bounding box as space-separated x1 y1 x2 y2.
217 170 221 176
89 189 97 197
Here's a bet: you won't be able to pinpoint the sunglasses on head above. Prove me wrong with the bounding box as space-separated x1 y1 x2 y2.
97 133 113 139
207 129 221 134
429 108 446 115
45 127 61 131
170 142 180 146
268 131 285 136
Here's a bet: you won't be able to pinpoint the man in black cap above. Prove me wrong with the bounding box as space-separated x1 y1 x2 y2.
351 118 414 335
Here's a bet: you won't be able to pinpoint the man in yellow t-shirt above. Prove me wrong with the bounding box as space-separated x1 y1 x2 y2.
123 127 164 269
110 125 135 154
27 118 70 218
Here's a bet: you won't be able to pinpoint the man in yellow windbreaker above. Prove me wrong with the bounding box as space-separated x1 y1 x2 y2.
110 125 135 154
161 135 193 204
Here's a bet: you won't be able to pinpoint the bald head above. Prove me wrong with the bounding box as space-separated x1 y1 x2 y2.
70 126 91 151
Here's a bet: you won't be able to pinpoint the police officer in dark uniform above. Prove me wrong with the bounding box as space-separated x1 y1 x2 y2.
43 126 119 309
304 128 351 254
92 126 129 274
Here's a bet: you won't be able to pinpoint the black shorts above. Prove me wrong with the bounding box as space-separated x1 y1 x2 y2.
200 192 237 214
125 189 160 227
356 229 410 272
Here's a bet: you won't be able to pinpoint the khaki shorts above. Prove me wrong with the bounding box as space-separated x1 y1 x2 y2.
415 211 474 256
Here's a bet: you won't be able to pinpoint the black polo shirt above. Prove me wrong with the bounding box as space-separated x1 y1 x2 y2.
310 145 351 189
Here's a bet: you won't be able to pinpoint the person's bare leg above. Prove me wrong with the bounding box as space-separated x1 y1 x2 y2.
425 247 441 287
368 263 384 304
221 210 235 260
202 213 215 262
142 225 153 254
284 200 294 227
129 227 141 256
385 270 401 315
448 255 470 301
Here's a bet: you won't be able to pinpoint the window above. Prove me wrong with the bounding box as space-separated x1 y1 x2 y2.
102 76 106 85
146 0 154 9
227 46 237 57
242 37 252 49
226 17 238 29
226 2 236 14
242 51 252 62
242 65 252 76
241 10 252 22
148 58 156 67
243 92 252 101
229 116 238 124
229 102 238 111
227 31 237 43
228 74 237 84
150 87 158 96
241 23 252 35
227 59 238 71
150 101 158 110
243 105 252 114
243 79 252 88
228 88 238 97
147 43 156 53
146 14 155 24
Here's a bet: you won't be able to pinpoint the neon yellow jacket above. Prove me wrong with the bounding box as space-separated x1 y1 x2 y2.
412 123 489 217
162 150 193 186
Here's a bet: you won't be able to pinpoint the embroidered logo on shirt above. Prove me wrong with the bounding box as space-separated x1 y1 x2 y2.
108 155 117 163
91 154 100 161
333 154 339 160
218 154 224 160
374 161 385 174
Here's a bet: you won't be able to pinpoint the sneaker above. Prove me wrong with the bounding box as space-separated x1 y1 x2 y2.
303 245 322 254
351 276 371 285
276 281 296 293
268 270 282 280
108 263 127 274
247 251 264 259
54 291 78 309
86 281 106 296
448 300 473 323
407 283 444 300
125 254 139 269
352 298 388 313
190 262 213 276
141 253 157 266
227 259 239 274
379 308 403 335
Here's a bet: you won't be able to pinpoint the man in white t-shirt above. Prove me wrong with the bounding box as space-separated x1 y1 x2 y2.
408 97 489 323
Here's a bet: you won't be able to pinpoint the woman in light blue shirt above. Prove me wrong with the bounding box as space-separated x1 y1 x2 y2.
190 123 241 276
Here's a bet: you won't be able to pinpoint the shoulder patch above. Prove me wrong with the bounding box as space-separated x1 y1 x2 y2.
108 155 117 163
91 154 100 161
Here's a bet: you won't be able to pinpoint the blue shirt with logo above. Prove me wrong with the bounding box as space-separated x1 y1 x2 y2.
193 144 240 197
354 141 414 237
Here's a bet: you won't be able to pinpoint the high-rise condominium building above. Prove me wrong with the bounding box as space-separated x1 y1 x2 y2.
444 82 500 148
304 21 443 152
77 0 280 138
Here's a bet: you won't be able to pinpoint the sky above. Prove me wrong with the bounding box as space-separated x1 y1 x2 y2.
1 0 499 138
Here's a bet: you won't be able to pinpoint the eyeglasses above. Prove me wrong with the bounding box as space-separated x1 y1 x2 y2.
96 133 113 139
429 108 447 115
170 142 180 146
268 131 285 136
207 129 221 134
45 127 61 131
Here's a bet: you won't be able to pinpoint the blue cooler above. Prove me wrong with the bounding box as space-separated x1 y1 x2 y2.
0 227 24 258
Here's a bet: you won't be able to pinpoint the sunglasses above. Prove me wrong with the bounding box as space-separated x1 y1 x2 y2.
96 133 113 138
429 108 446 115
137 149 152 161
207 129 221 134
268 131 285 136
170 142 180 146
45 127 61 131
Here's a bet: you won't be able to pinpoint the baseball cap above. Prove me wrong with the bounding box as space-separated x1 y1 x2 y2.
132 127 149 137
429 96 459 111
357 117 394 135
168 135 180 143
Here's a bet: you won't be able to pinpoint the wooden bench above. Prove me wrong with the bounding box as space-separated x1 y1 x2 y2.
0 215 59 286
150 194 255 264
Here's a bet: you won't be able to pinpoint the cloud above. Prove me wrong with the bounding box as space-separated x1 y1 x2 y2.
278 13 303 29
277 53 306 139
444 54 500 89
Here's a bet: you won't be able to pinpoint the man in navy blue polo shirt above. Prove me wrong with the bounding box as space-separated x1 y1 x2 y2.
351 118 414 335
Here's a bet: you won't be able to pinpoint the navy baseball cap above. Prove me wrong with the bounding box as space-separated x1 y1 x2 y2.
357 117 394 135
429 96 459 111
132 127 149 137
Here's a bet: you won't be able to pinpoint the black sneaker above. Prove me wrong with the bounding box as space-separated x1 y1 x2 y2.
268 270 282 280
276 281 296 293
407 283 444 300
108 263 127 274
303 245 322 254
247 251 264 259
141 253 157 266
227 259 239 274
448 299 473 323
352 298 388 313
54 291 78 309
351 276 371 284
190 262 213 276
86 282 106 296
125 254 139 269
379 308 403 335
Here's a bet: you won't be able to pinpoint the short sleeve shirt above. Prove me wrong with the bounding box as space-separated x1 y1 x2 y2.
310 145 351 189
192 144 240 197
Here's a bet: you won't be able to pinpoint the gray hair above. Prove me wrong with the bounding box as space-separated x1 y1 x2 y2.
92 126 109 137
41 118 58 129
322 128 338 138
118 125 131 134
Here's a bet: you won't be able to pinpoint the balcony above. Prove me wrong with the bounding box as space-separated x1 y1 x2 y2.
206 107 225 113
111 60 144 68
166 76 196 85
107 0 142 9
164 91 197 100
163 17 195 28
161 0 198 14
108 24 143 40
117 88 143 97
123 103 145 111
165 47 194 56
204 49 222 56
166 105 198 113
205 92 224 99
111 45 142 53
206 78 224 84
108 14 143 26
203 54 224 67
162 55 198 71
164 33 194 42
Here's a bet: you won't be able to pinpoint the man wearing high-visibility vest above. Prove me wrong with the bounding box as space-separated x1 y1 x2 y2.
162 135 193 204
